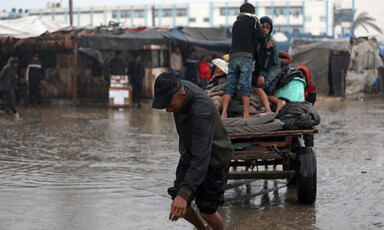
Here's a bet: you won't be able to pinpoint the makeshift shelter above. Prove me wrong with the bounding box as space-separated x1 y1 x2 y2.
165 27 232 52
345 39 381 97
289 38 350 96
79 28 170 98
0 16 69 39
80 29 168 51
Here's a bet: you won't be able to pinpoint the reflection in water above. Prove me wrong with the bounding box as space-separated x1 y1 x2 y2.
1 96 384 229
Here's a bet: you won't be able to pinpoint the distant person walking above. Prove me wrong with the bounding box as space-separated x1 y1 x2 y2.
0 57 20 118
128 54 145 108
171 47 183 75
25 53 45 107
184 49 199 85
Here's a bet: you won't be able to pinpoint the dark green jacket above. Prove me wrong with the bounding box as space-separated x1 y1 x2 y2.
174 80 233 200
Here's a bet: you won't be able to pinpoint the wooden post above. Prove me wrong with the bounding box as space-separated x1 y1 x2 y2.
168 42 172 71
73 34 78 105
69 0 73 26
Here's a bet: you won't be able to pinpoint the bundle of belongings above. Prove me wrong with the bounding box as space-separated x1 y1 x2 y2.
206 52 320 134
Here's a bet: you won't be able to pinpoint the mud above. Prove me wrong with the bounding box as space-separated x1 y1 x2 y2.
0 95 383 230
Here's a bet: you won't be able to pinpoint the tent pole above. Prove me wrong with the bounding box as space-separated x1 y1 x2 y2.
69 0 73 26
169 42 172 71
73 34 78 105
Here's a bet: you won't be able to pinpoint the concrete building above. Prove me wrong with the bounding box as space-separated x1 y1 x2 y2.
334 0 384 40
22 0 334 36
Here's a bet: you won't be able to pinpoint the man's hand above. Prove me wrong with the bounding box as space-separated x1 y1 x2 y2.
258 75 265 87
169 195 187 221
266 40 274 49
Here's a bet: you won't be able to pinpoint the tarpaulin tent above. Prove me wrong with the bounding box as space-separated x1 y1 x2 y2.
164 27 232 52
289 38 350 96
345 39 381 97
0 16 69 39
79 29 168 51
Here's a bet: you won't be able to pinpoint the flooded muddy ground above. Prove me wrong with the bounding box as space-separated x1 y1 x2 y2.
0 95 383 230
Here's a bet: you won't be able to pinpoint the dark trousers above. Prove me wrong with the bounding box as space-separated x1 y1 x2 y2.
132 82 142 104
3 89 17 114
29 82 42 105
185 73 198 85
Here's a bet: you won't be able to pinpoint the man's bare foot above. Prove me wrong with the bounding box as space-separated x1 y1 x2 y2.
255 112 269 117
275 100 286 115
243 114 249 120
221 113 227 119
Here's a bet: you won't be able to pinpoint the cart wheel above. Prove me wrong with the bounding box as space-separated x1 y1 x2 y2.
296 146 317 204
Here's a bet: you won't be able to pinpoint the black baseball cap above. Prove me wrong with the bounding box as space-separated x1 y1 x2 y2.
152 72 182 109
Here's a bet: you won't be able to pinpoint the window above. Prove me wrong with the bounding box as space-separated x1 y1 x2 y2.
204 17 209 22
189 18 196 22
176 8 187 17
134 9 144 18
340 9 353 22
320 16 326 22
266 7 287 17
291 26 302 34
305 16 312 22
155 8 173 17
290 7 302 18
162 9 172 17
112 10 130 18
220 7 238 16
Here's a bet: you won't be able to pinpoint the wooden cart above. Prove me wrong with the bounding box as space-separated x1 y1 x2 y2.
228 128 318 204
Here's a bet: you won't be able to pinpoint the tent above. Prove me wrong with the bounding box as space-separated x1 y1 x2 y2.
0 16 69 39
164 27 232 52
289 38 350 96
79 29 168 51
345 39 381 97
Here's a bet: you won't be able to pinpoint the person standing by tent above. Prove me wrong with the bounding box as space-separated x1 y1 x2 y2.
221 3 266 120
128 54 145 108
198 55 211 90
152 72 233 230
0 57 20 118
171 47 183 75
25 53 45 107
184 49 199 85
107 50 126 79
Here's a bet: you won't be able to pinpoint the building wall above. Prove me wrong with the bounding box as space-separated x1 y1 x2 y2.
334 0 384 41
24 0 334 36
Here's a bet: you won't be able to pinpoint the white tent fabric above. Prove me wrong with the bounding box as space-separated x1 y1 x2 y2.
0 16 69 39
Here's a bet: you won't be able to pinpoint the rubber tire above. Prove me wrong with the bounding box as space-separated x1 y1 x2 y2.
296 146 317 204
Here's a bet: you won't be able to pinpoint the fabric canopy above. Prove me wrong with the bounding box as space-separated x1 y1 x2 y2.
165 27 232 51
0 16 69 39
79 29 168 51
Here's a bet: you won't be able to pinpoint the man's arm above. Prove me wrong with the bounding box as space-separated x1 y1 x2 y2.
177 115 213 201
25 64 30 85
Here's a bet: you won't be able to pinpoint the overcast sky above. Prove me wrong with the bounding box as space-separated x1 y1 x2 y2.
2 0 243 12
